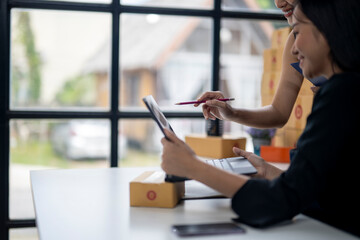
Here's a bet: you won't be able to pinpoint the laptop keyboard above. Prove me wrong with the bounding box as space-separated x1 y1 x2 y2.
204 157 257 175
205 159 233 171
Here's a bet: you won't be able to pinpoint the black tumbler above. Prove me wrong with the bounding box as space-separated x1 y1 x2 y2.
206 119 223 136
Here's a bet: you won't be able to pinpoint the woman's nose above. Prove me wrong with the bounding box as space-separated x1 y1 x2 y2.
291 42 298 57
274 0 286 9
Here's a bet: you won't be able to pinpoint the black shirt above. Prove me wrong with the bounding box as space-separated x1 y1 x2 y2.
231 72 360 236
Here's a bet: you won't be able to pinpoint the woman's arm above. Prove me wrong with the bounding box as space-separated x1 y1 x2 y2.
197 32 304 128
270 30 304 126
161 129 249 198
160 129 284 197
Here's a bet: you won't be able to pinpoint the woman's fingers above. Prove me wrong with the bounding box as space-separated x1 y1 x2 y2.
163 128 182 145
233 147 253 159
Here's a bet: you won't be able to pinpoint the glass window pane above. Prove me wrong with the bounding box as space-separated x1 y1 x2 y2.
10 228 38 240
10 10 111 110
119 118 206 167
222 0 281 12
10 119 110 219
220 19 287 136
119 14 212 111
121 0 213 9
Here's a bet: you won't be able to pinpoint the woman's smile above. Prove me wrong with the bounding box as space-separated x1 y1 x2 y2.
283 8 293 18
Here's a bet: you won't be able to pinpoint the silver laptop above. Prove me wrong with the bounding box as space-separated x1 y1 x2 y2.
205 157 257 176
142 95 257 182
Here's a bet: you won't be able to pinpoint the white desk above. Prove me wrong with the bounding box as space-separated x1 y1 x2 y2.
30 167 358 240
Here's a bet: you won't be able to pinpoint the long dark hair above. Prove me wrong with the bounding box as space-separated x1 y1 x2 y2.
297 0 360 73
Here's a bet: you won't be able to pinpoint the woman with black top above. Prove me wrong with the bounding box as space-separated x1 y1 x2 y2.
161 0 360 236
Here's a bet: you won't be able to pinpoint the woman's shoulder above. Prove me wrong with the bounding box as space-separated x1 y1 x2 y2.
314 72 360 109
320 72 360 93
330 72 360 81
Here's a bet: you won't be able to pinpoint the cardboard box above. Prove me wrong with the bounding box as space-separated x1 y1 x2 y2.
271 27 291 49
272 135 285 147
130 171 184 208
261 94 274 107
260 146 294 163
299 78 316 96
261 71 281 96
263 47 284 72
287 95 313 130
272 128 285 147
284 128 303 147
272 128 303 148
185 134 246 159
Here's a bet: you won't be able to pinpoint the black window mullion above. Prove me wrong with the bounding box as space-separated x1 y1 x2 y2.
120 4 213 17
222 10 284 20
110 0 120 168
7 219 36 229
118 111 203 119
8 110 112 119
211 0 221 91
9 0 111 12
0 0 11 238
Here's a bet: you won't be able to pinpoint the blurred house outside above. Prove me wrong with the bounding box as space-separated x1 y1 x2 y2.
83 0 274 150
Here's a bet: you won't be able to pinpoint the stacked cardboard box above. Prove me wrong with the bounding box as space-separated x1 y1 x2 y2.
185 134 246 159
261 27 314 148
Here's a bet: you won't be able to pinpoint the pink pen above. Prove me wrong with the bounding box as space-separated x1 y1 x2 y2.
175 98 235 105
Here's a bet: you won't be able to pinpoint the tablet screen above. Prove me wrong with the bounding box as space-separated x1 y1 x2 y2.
142 95 188 182
143 95 173 137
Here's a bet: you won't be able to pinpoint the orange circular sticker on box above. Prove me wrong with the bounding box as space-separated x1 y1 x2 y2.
295 105 303 119
269 79 274 89
147 190 157 201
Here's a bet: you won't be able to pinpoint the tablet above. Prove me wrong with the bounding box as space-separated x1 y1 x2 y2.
142 95 189 182
171 222 246 237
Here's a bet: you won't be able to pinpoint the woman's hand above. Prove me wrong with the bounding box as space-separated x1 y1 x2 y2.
232 147 267 179
161 128 200 179
195 91 235 121
232 147 283 180
162 129 250 197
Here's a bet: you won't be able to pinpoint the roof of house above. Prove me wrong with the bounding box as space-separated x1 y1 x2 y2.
83 0 211 73
83 0 274 74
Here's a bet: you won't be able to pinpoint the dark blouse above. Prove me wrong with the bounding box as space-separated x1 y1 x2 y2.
231 72 360 236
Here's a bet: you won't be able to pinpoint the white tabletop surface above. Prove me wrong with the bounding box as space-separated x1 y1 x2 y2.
30 167 358 240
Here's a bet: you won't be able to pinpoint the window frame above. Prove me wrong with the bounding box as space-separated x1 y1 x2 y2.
0 0 284 238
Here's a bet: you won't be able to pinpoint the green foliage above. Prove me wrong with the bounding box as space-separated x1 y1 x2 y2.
256 0 276 9
55 74 97 106
256 0 288 29
12 12 42 105
11 141 69 168
119 149 160 167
